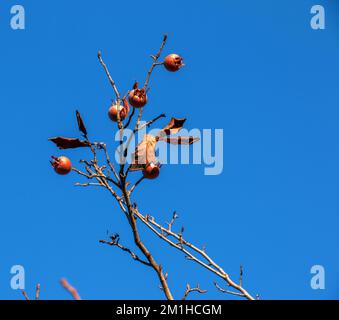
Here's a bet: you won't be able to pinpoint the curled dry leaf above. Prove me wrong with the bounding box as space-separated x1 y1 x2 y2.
49 137 91 149
130 134 157 171
155 117 199 145
76 110 88 136
158 136 200 145
158 117 186 137
130 133 199 172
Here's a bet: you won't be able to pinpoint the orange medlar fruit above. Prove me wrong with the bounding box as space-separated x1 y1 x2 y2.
108 97 130 122
164 54 184 72
128 82 148 108
51 156 72 175
143 162 160 179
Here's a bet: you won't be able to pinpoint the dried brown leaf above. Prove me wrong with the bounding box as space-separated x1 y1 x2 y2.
158 136 200 145
76 110 88 136
130 134 157 171
159 117 186 136
49 137 90 149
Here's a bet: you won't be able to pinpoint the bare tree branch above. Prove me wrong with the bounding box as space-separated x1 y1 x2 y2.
35 283 41 300
138 113 166 131
214 282 245 298
60 278 81 300
97 51 121 102
120 35 168 175
52 35 257 301
21 290 30 301
165 211 179 233
128 176 144 195
75 182 103 187
21 283 41 300
100 234 152 267
97 51 124 132
143 34 168 90
124 105 135 129
239 265 243 287
182 283 207 300
133 208 255 300
98 143 120 183
121 181 174 300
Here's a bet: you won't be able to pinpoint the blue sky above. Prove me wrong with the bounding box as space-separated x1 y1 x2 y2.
0 0 338 300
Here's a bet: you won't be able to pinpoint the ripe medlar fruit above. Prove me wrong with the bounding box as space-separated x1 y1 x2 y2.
108 97 130 122
51 156 72 175
143 162 160 179
128 82 148 108
164 54 184 72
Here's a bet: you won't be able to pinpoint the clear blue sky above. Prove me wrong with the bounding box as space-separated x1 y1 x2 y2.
0 0 338 300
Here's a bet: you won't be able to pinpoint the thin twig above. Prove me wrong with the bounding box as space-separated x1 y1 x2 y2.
122 90 130 101
165 211 179 232
123 108 142 161
22 290 30 300
72 166 120 188
77 162 130 223
144 34 168 90
182 283 207 300
124 106 135 129
97 51 124 136
98 143 120 183
239 265 243 287
129 176 144 194
60 278 81 300
100 234 152 267
133 208 255 300
97 51 121 102
214 282 245 298
35 283 41 300
138 113 166 131
75 182 103 187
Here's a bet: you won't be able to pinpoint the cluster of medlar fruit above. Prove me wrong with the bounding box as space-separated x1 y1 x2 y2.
108 53 184 121
105 53 183 180
52 51 184 179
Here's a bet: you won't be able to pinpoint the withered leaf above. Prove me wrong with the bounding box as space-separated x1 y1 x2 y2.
76 110 88 136
49 137 91 149
130 134 157 171
158 117 186 137
158 136 200 145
